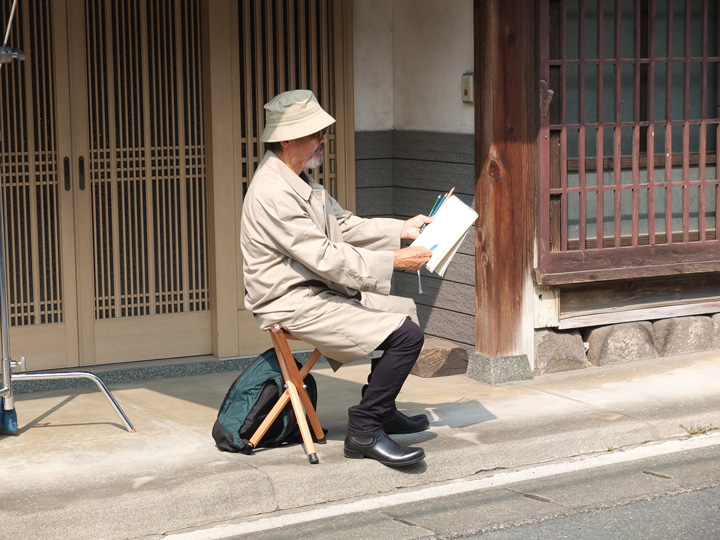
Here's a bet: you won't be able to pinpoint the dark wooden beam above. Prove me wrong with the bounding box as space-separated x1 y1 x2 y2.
474 0 535 357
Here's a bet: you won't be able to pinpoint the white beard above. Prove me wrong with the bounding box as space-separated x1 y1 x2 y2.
302 146 325 170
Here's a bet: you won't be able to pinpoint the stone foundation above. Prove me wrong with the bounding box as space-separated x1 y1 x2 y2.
535 313 720 375
535 329 590 373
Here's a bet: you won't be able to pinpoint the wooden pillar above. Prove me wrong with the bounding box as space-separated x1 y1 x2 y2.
472 0 536 379
202 0 240 358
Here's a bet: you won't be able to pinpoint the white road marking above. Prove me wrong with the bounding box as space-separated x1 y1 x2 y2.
165 432 720 540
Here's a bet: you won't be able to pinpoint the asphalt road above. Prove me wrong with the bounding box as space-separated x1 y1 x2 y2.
162 434 720 540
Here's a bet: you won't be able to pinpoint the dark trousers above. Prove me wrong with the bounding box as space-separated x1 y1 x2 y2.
346 318 424 437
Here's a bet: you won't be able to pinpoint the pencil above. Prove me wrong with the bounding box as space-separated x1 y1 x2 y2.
421 195 442 232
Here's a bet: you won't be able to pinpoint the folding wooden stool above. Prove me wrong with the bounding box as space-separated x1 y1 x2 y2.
246 324 326 464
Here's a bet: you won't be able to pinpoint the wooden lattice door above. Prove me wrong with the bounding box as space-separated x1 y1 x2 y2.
0 0 210 369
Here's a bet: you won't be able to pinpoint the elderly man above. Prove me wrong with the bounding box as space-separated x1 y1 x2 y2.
241 90 433 467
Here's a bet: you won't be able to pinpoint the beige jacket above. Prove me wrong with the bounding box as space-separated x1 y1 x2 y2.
241 152 417 365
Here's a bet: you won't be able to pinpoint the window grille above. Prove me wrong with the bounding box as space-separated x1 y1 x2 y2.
537 0 720 283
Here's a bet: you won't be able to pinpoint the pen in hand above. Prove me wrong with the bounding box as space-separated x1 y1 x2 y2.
420 187 455 233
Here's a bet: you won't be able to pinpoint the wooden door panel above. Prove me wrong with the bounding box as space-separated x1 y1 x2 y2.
72 0 210 365
0 0 79 370
1 0 210 369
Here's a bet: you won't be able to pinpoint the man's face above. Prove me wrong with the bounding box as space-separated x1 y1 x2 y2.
290 129 327 171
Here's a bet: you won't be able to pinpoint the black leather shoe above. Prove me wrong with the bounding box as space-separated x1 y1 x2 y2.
383 411 430 434
344 433 425 466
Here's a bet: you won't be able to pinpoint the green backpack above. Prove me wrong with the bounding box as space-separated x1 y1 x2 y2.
212 348 319 454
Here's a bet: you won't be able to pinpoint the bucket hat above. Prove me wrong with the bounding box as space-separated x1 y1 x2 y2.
261 89 336 143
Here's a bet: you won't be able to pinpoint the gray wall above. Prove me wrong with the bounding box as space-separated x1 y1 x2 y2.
356 131 476 348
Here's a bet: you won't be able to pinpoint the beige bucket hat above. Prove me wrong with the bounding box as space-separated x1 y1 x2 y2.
260 89 336 143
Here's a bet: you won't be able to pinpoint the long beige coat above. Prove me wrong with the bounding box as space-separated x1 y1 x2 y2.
241 151 417 365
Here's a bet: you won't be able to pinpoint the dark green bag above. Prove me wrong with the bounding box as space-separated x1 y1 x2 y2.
212 348 318 454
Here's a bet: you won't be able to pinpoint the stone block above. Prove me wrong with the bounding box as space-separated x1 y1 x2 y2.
466 353 532 384
653 316 714 356
534 329 590 375
586 322 656 366
411 337 469 378
713 313 720 348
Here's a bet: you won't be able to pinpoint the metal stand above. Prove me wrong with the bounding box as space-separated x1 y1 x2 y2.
0 0 134 434
10 368 135 432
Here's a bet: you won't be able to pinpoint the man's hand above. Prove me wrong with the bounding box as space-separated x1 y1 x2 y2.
393 246 433 271
401 214 433 240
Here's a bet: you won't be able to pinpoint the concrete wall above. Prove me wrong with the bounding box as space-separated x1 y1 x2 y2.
353 0 474 133
353 1 476 348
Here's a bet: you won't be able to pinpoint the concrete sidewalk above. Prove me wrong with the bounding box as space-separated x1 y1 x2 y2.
1 350 719 540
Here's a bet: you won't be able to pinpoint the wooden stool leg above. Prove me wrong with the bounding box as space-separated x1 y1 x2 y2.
271 330 322 464
297 348 326 443
285 380 318 464
247 391 290 450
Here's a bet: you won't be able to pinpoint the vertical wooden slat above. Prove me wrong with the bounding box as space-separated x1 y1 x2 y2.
140 0 156 315
87 1 99 316
241 0 255 183
275 0 285 92
32 1 45 321
124 1 137 315
264 0 274 99
613 0 621 246
8 1 21 323
169 0 179 311
578 0 586 249
308 0 318 96
157 0 170 312
596 0 605 247
40 0 62 321
318 0 330 189
286 0 296 89
29 0 45 322
176 0 190 313
134 1 146 314
664 0 674 244
240 0 250 181
23 0 39 324
255 1 265 164
682 0 690 242
698 0 708 241
162 1 172 311
118 1 131 314
298 0 307 87
135 2 147 314
198 0 208 311
561 0 568 251
153 0 164 311
191 0 208 310
107 0 121 317
631 0 641 246
648 0 657 244
91 0 110 317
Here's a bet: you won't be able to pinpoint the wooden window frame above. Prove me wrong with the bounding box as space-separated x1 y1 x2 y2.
536 0 720 286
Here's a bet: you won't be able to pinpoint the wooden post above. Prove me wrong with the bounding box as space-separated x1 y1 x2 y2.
470 0 535 381
202 0 240 358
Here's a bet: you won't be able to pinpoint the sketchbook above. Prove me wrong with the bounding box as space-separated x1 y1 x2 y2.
410 195 478 277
